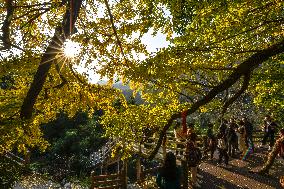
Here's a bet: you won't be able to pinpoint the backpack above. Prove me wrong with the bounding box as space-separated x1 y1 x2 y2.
217 138 227 149
185 147 202 167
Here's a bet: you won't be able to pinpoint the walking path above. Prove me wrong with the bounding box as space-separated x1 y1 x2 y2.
198 146 284 189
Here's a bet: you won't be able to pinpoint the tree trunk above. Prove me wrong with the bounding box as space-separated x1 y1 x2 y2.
20 0 83 119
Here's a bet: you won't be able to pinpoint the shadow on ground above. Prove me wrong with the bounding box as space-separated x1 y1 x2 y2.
198 145 284 189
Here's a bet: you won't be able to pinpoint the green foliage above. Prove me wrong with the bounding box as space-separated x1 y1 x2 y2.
32 111 106 182
251 54 284 123
0 156 26 189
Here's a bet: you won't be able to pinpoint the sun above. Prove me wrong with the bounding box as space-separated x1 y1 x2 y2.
63 39 81 58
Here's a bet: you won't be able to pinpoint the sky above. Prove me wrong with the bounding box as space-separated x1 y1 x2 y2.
141 31 170 53
79 30 170 84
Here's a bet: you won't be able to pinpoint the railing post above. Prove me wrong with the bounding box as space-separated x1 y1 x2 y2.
100 164 103 175
117 160 120 174
121 159 128 189
136 144 142 181
90 171 95 189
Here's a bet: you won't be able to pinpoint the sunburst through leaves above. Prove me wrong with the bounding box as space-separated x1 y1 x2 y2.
63 39 81 58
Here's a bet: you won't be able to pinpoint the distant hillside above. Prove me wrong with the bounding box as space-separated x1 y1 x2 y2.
98 81 143 104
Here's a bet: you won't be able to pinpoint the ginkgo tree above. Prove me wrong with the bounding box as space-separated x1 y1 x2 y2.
1 0 284 159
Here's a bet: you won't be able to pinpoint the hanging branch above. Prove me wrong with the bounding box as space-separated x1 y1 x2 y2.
12 7 50 21
19 9 51 30
223 89 229 104
193 66 236 71
12 2 53 8
53 60 68 89
148 39 284 160
180 78 215 88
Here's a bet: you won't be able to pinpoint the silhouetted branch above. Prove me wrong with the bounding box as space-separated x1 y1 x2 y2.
148 39 284 160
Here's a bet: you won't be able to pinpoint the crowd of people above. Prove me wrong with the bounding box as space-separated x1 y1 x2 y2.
155 115 284 189
203 115 283 165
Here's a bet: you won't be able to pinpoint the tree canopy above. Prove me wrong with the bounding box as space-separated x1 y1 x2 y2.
1 0 284 158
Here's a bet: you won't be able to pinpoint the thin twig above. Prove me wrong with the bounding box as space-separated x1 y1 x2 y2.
103 0 128 65
19 9 50 30
150 79 194 103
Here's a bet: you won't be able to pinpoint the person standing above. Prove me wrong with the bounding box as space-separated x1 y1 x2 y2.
225 120 238 157
262 115 278 150
218 119 228 136
185 136 202 188
242 117 254 152
156 152 181 189
217 132 229 166
204 123 216 160
237 124 247 157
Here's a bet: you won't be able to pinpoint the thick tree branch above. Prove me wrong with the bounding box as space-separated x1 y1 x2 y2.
20 0 83 119
221 72 251 116
148 39 284 160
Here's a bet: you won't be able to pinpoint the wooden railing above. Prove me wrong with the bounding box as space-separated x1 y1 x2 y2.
90 172 126 189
